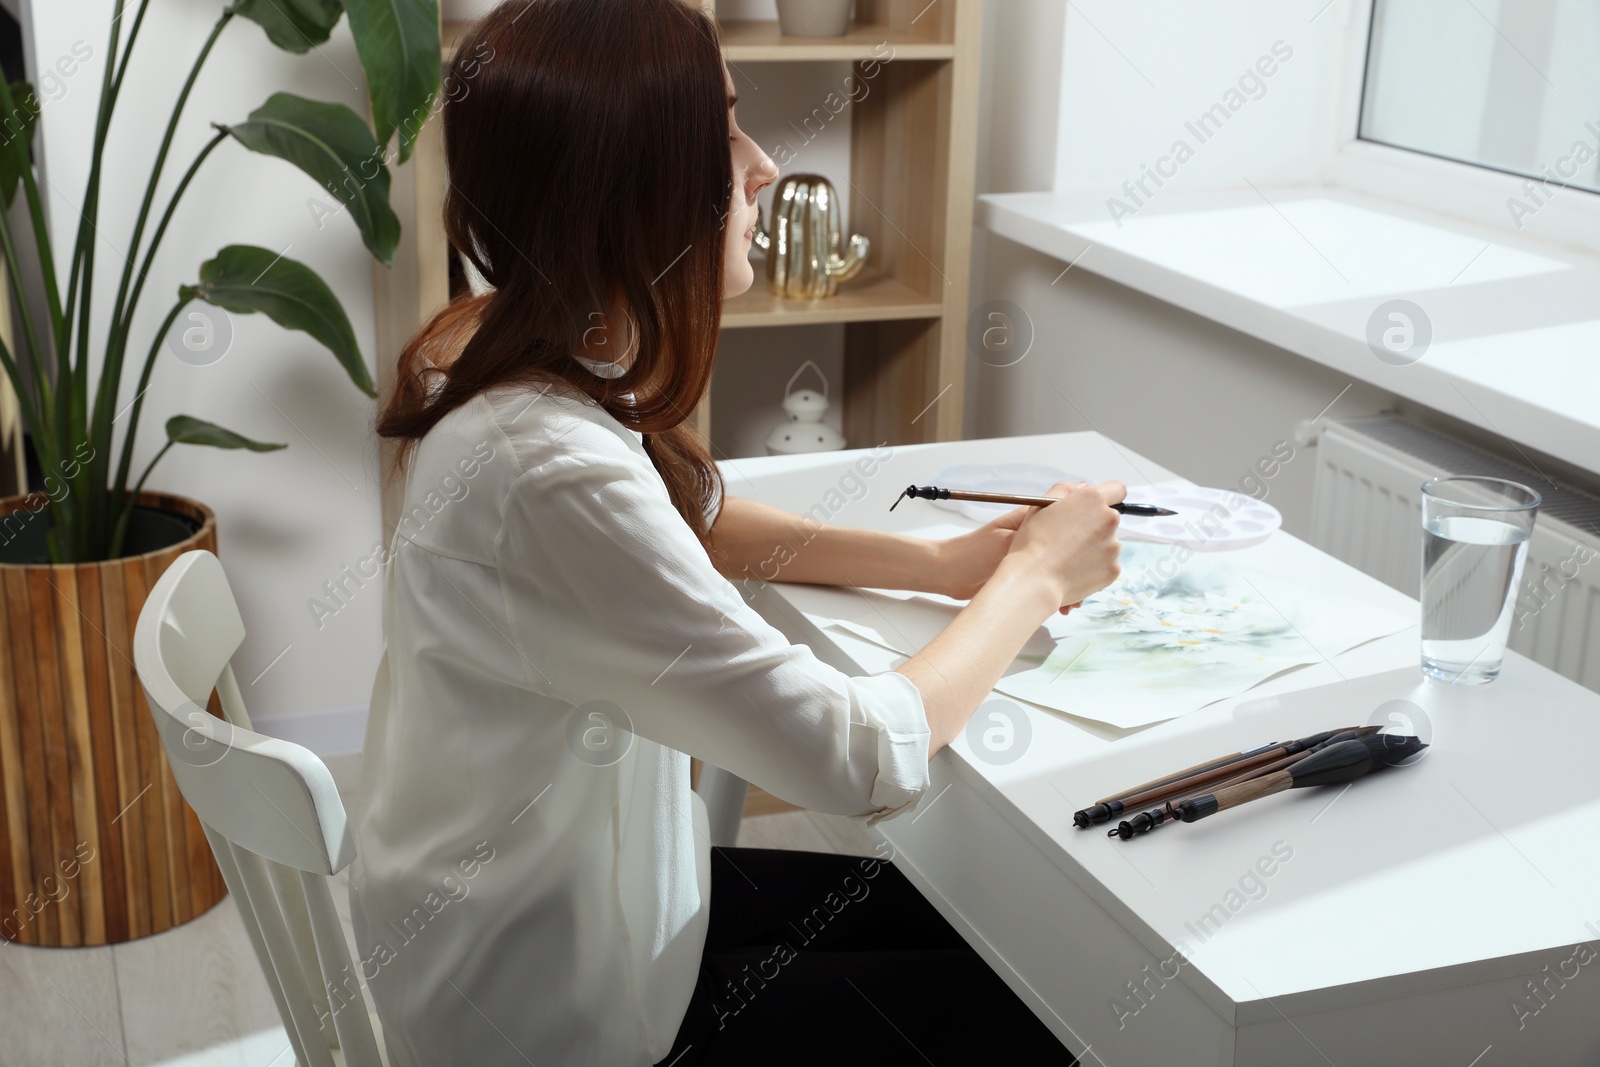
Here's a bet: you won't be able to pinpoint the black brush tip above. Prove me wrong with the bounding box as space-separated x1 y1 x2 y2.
1364 731 1428 767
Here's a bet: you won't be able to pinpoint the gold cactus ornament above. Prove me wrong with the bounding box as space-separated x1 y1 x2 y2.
750 174 870 299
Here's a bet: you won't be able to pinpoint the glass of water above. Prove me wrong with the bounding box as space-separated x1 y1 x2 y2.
1420 476 1540 684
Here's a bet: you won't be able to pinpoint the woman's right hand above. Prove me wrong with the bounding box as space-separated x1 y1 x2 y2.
1005 480 1126 611
897 477 1128 755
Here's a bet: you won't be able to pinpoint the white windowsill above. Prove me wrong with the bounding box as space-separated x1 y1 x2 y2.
978 185 1600 477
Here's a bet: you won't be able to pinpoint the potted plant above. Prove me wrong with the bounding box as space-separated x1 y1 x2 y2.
0 0 440 946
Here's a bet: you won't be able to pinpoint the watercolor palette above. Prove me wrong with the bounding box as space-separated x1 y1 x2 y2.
1116 484 1282 552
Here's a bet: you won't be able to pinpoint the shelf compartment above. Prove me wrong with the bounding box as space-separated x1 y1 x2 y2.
446 11 954 64
844 318 947 447
721 270 940 328
717 21 954 61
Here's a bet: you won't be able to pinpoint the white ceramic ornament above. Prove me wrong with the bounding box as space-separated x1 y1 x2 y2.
765 361 847 455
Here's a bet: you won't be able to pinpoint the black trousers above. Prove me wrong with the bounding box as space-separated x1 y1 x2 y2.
654 846 1078 1067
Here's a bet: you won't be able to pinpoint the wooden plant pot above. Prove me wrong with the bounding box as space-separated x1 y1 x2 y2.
0 490 228 946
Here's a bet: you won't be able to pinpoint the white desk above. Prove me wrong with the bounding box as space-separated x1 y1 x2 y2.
718 431 1600 1067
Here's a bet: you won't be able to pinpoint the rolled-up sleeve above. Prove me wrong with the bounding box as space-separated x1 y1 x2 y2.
491 436 931 818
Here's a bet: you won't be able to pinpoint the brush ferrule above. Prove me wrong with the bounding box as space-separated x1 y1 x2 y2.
1110 808 1171 840
1176 795 1219 822
1075 800 1124 826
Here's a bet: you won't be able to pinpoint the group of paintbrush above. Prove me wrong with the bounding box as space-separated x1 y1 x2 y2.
1074 725 1427 841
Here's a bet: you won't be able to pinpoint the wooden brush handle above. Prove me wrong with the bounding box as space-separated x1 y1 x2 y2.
1074 726 1382 828
1211 773 1294 810
1113 726 1375 807
1175 737 1382 823
1094 748 1280 806
1083 742 1324 826
1176 773 1292 822
1119 746 1293 808
1200 727 1368 794
1194 751 1304 795
946 489 1059 506
1147 755 1305 822
1094 748 1252 805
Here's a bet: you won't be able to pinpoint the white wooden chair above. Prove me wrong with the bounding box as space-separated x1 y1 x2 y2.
133 549 388 1067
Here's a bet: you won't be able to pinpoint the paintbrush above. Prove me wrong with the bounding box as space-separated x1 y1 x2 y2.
1172 734 1426 825
1105 727 1376 840
1091 740 1292 805
1073 726 1382 828
1184 728 1379 794
890 484 1178 516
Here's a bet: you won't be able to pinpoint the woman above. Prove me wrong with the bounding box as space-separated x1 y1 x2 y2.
353 1 1125 1064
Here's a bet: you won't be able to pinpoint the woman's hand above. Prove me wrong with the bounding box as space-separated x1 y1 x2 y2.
934 504 1028 600
1006 480 1126 611
898 479 1126 755
933 485 1093 613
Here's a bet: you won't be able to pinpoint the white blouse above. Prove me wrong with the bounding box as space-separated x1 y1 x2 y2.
347 363 932 1066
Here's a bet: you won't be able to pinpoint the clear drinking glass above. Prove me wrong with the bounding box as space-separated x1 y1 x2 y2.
1420 476 1540 684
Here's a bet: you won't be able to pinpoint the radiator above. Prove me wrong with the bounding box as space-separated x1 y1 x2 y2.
1310 416 1600 693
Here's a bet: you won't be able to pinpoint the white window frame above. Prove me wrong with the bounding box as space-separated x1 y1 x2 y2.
1326 0 1600 254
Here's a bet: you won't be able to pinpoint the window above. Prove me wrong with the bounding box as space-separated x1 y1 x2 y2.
1359 0 1600 201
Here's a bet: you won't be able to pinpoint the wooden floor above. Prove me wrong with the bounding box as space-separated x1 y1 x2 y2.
0 799 875 1066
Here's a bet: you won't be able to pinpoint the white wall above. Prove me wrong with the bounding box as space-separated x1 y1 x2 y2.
969 0 1397 538
1053 0 1349 204
975 0 1063 197
27 1 384 736
968 236 1404 538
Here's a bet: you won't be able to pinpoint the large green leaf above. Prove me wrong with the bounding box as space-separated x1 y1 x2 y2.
182 245 376 397
0 80 39 209
235 0 343 54
344 0 441 166
165 415 286 452
224 93 400 266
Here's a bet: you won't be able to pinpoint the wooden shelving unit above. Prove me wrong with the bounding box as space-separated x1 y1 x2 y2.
717 20 958 61
708 0 982 453
372 2 984 814
721 268 941 328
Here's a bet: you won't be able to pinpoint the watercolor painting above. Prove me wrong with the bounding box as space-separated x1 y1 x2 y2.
821 538 1415 731
1010 541 1296 683
987 540 1404 729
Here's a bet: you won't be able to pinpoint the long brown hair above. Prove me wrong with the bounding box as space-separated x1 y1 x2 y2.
377 0 729 558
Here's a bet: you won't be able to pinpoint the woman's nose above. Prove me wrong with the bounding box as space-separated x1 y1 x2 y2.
751 153 779 192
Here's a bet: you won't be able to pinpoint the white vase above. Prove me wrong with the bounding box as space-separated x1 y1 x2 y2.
775 0 854 37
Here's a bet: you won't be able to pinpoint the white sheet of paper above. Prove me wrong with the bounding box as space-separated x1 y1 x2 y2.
815 539 1415 730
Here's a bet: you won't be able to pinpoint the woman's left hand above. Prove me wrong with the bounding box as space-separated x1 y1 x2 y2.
934 495 1094 617
931 503 1084 613
933 505 1027 600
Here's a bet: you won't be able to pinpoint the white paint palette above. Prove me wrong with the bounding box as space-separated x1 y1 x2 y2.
1116 483 1282 551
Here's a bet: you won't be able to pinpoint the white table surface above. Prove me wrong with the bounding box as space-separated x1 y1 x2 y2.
718 431 1600 1067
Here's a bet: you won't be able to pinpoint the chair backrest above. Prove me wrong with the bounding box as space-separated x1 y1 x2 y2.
134 550 385 1067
